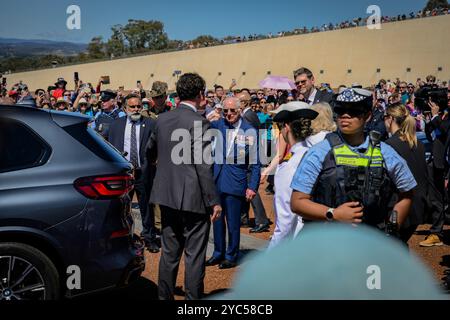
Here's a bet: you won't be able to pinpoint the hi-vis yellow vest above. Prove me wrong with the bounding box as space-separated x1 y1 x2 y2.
333 144 383 168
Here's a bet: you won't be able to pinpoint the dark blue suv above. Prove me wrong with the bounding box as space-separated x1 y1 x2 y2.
0 105 145 300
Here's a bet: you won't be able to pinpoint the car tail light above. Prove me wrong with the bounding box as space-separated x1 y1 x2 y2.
74 174 134 200
110 229 130 239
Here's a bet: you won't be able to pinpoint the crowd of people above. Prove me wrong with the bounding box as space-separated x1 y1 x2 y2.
1 65 449 299
175 7 450 49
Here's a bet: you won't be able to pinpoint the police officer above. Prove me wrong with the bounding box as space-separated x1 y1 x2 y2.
93 90 126 138
267 102 319 249
290 88 417 232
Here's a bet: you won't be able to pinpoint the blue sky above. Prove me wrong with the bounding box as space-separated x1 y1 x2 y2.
0 0 428 43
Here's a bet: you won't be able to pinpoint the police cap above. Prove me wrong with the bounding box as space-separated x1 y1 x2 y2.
333 88 373 114
100 90 117 102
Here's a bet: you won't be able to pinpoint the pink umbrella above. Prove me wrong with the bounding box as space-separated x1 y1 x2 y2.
259 76 296 90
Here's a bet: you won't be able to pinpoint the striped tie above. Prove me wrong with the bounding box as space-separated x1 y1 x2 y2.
130 122 139 168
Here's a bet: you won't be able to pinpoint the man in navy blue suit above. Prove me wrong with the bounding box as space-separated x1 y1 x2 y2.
206 96 261 269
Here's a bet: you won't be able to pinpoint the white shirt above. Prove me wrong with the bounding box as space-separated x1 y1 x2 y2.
124 117 142 167
307 88 318 105
226 119 242 157
268 131 329 249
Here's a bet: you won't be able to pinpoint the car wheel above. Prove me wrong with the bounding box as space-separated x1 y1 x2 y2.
0 242 60 300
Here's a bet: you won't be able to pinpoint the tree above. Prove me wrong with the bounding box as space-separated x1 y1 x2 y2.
87 36 106 59
122 19 168 53
167 39 184 50
424 0 449 11
106 25 127 58
191 35 219 47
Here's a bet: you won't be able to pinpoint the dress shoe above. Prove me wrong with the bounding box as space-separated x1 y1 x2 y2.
219 260 237 269
146 242 160 253
250 223 270 233
206 256 223 266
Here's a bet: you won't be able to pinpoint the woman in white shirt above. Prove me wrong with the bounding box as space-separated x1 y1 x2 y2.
268 102 336 249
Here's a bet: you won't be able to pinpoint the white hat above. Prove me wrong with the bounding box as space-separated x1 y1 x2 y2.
78 98 88 104
271 101 318 122
269 101 311 115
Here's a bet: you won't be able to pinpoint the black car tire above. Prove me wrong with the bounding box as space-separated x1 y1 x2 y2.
0 242 60 300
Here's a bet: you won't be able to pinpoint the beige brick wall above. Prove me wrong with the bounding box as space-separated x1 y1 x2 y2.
6 15 450 91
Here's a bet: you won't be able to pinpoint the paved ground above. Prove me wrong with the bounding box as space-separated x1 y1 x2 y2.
88 184 450 300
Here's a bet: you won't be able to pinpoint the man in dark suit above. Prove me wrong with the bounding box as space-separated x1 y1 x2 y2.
293 67 333 105
422 94 450 246
236 91 270 232
206 96 261 269
108 94 159 252
145 73 222 300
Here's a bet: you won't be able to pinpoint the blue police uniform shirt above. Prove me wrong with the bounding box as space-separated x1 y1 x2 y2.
91 108 126 129
290 133 417 194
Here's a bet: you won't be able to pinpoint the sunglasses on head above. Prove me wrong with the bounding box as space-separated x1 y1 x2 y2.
223 108 238 114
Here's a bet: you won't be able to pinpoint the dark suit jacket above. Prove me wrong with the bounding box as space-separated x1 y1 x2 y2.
145 103 220 214
108 116 155 169
211 118 261 197
312 89 333 104
386 132 428 227
242 108 261 130
425 112 450 169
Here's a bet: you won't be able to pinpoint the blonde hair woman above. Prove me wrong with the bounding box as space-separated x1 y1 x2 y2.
384 104 439 245
308 102 337 145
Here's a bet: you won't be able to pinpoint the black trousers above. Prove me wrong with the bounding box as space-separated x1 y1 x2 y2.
129 169 156 244
241 172 269 226
429 166 445 236
158 206 210 300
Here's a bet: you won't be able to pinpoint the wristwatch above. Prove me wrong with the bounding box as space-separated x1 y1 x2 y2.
326 208 335 222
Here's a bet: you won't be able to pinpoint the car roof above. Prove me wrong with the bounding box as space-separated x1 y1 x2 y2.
0 104 91 128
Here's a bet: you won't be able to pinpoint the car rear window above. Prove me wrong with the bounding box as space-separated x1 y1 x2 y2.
62 123 128 163
0 118 51 173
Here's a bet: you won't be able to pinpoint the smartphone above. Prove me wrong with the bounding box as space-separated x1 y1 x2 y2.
2 78 6 86
74 72 79 82
101 76 110 85
137 80 141 86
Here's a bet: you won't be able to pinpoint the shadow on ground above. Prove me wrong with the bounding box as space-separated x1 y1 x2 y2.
71 276 158 300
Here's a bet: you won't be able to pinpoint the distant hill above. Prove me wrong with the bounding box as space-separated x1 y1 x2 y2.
0 38 87 57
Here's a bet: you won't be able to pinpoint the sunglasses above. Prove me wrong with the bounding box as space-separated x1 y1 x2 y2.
335 108 365 117
223 108 238 114
295 80 308 86
207 96 214 99
128 104 142 109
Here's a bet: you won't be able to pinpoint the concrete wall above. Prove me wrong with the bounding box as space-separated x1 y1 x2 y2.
5 15 450 91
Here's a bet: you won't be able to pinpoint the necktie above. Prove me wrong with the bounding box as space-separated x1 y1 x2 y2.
130 122 139 168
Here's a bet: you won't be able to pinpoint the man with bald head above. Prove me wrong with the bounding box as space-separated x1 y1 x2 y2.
237 91 261 130
236 92 270 232
207 97 261 269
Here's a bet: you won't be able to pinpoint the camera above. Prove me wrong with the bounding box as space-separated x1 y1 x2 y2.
414 86 448 112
